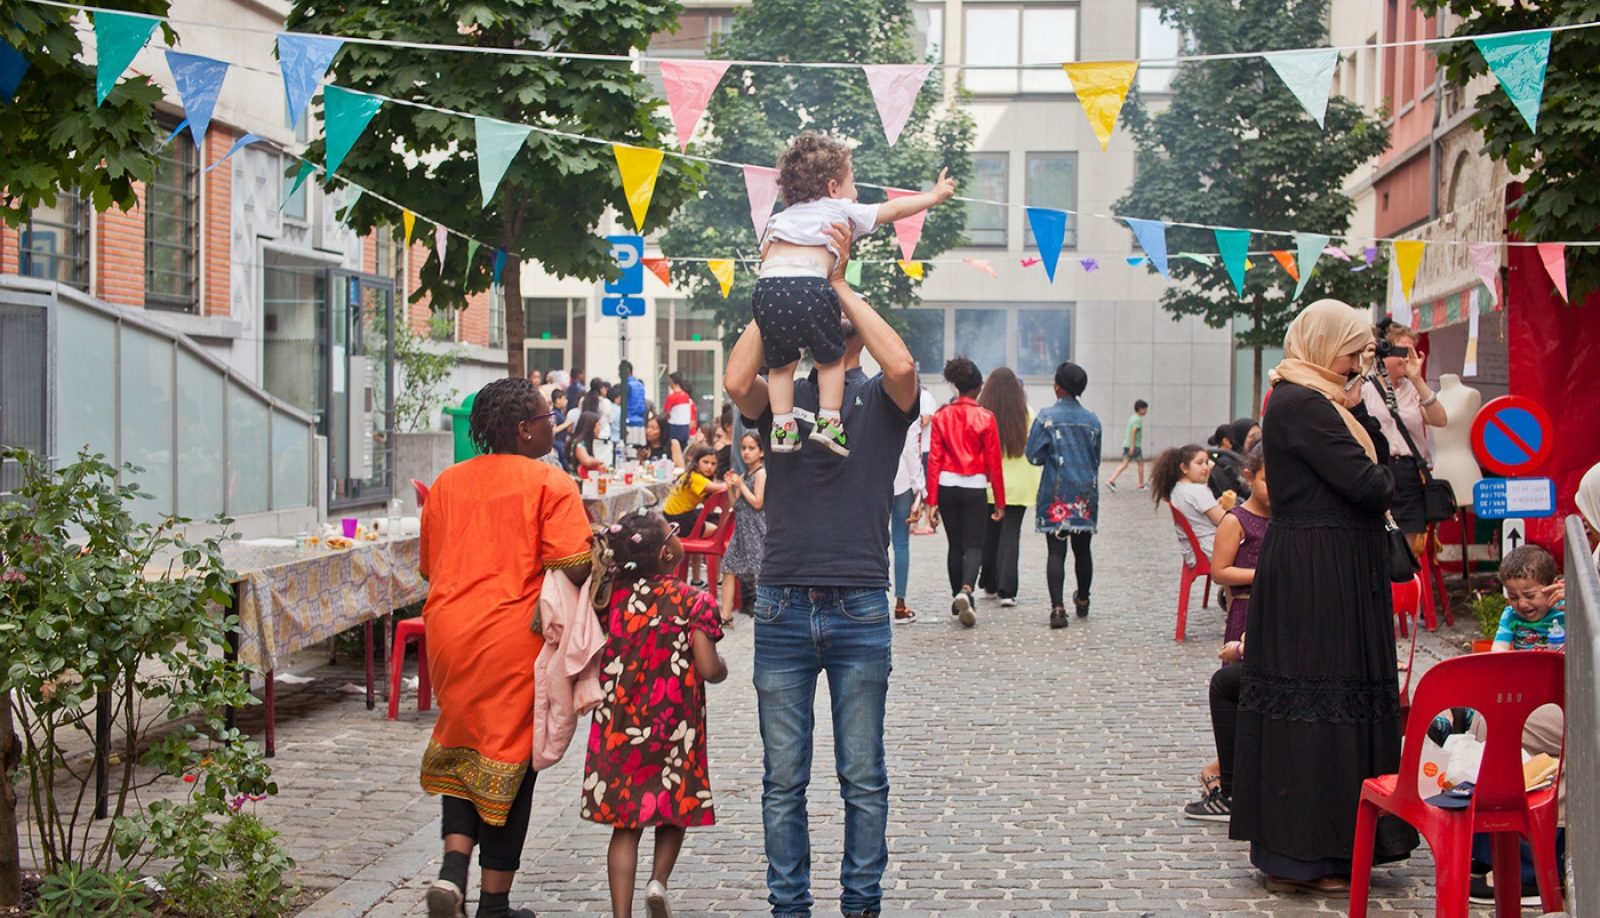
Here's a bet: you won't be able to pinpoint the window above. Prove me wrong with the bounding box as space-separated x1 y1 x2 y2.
899 309 945 374
1137 4 1183 94
17 191 90 291
428 307 457 342
1017 309 1072 377
644 8 737 94
954 309 1008 372
522 297 577 373
282 156 309 221
966 154 1008 247
963 6 1076 95
911 2 943 63
524 297 568 341
488 284 506 348
145 130 200 312
375 233 394 279
1024 153 1078 249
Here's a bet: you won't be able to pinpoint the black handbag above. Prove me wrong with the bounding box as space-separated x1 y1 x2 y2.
1387 514 1421 583
1376 379 1458 523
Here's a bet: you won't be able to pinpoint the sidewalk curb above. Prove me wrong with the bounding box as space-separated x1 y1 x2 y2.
298 815 442 918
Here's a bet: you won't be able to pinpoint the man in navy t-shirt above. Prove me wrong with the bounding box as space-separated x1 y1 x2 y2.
725 223 918 918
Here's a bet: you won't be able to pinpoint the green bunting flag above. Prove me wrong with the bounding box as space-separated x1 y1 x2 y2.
94 11 158 106
844 260 863 286
1293 233 1330 299
1214 228 1250 296
323 85 384 175
464 239 481 285
474 116 533 207
1474 30 1552 132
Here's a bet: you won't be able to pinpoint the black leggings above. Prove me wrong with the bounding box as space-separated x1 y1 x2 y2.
1044 531 1093 607
978 504 1026 599
940 486 990 595
1209 663 1242 796
440 769 537 871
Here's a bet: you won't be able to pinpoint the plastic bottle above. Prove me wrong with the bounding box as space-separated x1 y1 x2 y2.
388 498 403 539
1546 621 1565 652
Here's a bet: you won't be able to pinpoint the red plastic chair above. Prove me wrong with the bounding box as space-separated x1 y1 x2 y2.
676 491 735 586
1166 502 1213 642
386 617 431 720
411 478 430 510
1350 651 1565 918
1391 575 1421 720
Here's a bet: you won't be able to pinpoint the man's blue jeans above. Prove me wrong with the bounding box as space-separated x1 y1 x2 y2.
754 586 892 918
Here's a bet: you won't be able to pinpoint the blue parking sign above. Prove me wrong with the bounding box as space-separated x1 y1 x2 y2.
605 235 644 296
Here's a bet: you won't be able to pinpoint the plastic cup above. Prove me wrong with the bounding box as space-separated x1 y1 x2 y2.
623 471 634 486
341 517 358 539
597 475 610 496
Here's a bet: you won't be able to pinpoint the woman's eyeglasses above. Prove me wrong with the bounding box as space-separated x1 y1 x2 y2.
526 411 558 423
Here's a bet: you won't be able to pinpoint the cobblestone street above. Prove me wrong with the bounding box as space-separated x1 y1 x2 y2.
255 480 1475 917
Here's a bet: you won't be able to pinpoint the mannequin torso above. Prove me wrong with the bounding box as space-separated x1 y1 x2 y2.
1431 374 1483 497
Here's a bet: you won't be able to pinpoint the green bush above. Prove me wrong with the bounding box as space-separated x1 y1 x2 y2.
32 864 152 918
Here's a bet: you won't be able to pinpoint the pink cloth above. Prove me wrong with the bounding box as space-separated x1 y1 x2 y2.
1361 377 1432 461
532 571 606 771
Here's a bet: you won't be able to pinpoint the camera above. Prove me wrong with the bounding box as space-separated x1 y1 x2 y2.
1375 338 1410 360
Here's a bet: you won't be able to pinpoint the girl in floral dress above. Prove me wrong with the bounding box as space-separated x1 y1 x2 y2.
583 509 728 918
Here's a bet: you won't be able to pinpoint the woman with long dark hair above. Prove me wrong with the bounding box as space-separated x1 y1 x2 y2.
926 357 1005 626
976 367 1038 606
568 410 606 478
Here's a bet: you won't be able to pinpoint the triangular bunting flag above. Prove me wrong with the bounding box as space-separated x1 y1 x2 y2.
886 189 927 261
1271 250 1299 281
1 38 30 102
844 261 863 286
492 249 507 286
1323 245 1352 261
642 257 672 286
434 225 449 265
1474 30 1551 132
862 64 933 145
1079 258 1100 272
1468 241 1500 305
474 116 532 207
277 33 343 131
1393 239 1426 303
165 52 230 147
1363 246 1379 265
280 160 313 209
402 210 415 247
1263 48 1340 128
743 165 781 241
94 11 158 106
707 259 735 298
205 132 263 174
323 85 383 175
613 144 665 232
962 258 998 278
1123 218 1169 278
1126 256 1148 267
1179 252 1215 266
1536 242 1568 301
463 239 481 284
898 260 924 279
1025 208 1068 282
1020 256 1041 268
159 118 189 150
1294 233 1330 299
1214 228 1250 296
660 60 730 152
1062 61 1138 151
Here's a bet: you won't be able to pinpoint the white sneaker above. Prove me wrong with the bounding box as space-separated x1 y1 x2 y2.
953 591 976 627
646 879 673 917
1105 480 1119 493
999 597 1017 608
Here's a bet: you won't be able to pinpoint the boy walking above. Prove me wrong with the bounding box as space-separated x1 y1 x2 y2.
1106 399 1149 492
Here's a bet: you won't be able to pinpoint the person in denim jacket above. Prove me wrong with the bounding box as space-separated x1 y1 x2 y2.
1025 362 1102 630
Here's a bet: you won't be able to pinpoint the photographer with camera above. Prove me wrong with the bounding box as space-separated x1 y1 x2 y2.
1361 319 1449 550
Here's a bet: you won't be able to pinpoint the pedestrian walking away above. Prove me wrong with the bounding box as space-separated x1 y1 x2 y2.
1025 362 1101 629
975 367 1038 607
926 357 1005 627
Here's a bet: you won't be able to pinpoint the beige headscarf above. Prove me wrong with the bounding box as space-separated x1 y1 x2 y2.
1577 462 1600 539
1268 298 1378 462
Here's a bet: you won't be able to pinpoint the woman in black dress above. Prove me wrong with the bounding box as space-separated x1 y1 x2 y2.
1230 299 1417 894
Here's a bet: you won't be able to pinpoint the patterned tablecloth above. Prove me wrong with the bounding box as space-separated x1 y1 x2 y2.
582 480 672 524
225 537 428 672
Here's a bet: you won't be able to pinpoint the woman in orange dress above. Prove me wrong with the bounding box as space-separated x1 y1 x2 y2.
419 377 594 918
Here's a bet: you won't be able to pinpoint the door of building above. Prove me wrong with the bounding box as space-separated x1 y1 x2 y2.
328 271 395 508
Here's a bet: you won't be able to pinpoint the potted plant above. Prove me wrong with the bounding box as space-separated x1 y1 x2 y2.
1469 589 1505 652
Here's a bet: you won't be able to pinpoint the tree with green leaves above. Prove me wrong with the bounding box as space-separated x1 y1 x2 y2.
287 0 705 379
1113 0 1390 409
0 2 173 226
1416 0 1599 298
657 0 974 342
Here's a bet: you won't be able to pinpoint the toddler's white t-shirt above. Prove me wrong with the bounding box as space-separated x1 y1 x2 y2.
762 198 882 253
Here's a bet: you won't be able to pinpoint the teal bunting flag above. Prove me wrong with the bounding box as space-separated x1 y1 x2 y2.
1293 233 1331 299
1474 30 1552 132
281 160 314 209
464 239 481 284
492 250 507 286
94 11 159 105
474 116 533 207
323 85 383 175
1214 228 1250 296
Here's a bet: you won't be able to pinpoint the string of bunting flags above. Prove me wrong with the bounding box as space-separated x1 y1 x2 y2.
2 1 1591 306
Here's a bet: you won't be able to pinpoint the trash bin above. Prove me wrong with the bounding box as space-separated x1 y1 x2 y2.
443 392 480 463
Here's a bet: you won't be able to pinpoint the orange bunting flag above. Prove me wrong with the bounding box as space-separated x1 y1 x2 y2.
898 260 924 279
1062 61 1139 151
1271 250 1300 281
642 257 672 286
707 259 735 298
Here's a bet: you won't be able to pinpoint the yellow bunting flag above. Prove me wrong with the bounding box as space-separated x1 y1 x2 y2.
708 259 735 298
1062 61 1139 151
1393 240 1426 303
402 209 415 247
613 144 665 232
898 260 924 279
1271 250 1300 281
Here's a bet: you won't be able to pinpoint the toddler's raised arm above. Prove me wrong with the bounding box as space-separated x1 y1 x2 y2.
875 168 957 226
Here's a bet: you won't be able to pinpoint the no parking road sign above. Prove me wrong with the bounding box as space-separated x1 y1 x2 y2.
1469 396 1554 477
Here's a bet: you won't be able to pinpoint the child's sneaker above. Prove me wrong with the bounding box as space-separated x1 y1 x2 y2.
810 415 850 456
1106 480 1119 493
771 422 802 453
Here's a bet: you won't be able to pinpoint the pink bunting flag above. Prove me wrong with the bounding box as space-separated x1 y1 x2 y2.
885 189 926 261
1536 243 1568 301
1467 242 1501 306
862 64 933 145
962 258 998 278
659 60 730 152
742 165 781 242
434 225 448 263
1322 245 1352 262
1020 256 1042 268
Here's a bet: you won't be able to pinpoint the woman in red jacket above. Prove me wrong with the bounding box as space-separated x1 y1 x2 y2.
926 357 1005 627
